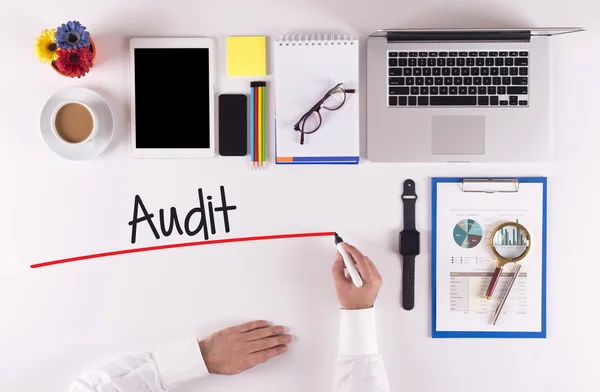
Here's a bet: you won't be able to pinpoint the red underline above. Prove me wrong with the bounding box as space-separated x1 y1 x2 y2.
30 231 336 269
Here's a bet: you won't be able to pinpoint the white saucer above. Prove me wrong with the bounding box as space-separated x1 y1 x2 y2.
40 87 114 160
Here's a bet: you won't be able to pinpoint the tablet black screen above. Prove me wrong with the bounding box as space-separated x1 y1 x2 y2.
134 48 210 149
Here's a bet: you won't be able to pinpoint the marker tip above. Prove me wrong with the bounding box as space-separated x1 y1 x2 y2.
334 232 343 244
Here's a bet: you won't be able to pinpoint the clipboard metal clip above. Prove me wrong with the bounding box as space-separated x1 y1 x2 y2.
460 179 520 193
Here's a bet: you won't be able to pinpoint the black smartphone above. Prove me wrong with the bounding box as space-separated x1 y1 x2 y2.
218 94 247 156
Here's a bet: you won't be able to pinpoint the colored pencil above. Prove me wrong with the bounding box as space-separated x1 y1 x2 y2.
249 82 255 165
261 82 267 166
258 85 263 166
254 83 259 166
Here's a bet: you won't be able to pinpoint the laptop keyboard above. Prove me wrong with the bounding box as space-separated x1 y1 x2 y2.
387 51 529 107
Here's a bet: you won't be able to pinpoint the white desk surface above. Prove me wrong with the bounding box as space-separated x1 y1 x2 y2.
1 1 599 391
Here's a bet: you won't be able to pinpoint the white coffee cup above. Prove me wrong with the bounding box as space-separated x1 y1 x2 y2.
50 100 100 150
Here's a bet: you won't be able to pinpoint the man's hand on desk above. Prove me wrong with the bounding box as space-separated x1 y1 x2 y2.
198 320 292 375
333 243 383 310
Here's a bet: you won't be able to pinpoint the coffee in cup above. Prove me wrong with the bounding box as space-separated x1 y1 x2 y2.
53 102 96 144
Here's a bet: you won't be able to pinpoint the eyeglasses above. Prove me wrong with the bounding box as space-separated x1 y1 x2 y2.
293 83 356 145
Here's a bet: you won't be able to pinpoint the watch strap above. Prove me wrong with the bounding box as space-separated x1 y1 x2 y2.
402 179 417 231
402 256 415 310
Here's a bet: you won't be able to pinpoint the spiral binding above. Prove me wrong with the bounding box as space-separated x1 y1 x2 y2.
277 33 355 46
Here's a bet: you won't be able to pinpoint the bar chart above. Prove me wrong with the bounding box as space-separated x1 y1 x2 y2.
494 222 527 247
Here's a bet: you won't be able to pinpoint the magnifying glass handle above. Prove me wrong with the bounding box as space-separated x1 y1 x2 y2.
485 266 503 299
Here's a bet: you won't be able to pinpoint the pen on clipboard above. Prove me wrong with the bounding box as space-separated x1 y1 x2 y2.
492 264 521 325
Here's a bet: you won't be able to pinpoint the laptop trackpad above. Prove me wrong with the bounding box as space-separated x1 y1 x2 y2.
431 115 485 155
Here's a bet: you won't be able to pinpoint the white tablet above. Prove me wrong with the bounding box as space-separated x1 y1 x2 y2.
130 38 215 158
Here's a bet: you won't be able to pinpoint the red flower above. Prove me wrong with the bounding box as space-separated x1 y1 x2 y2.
54 47 93 78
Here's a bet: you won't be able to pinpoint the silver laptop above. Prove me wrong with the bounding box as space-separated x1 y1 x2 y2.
366 28 583 162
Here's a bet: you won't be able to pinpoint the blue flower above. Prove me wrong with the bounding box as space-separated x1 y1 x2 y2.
55 21 90 49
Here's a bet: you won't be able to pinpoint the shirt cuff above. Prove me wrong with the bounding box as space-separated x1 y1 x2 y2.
154 339 209 389
338 307 379 356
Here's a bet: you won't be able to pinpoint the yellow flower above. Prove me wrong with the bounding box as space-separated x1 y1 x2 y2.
34 29 60 64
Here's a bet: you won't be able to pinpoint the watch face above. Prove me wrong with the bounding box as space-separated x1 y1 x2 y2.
400 231 421 256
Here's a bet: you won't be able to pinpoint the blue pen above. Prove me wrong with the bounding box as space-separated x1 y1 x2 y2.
249 82 255 166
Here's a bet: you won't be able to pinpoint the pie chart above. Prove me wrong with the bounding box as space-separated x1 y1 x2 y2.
453 219 483 248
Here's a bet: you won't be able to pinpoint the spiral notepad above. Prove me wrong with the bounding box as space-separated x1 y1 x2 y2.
274 33 359 164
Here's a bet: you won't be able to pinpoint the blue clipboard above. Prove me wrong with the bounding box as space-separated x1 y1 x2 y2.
431 177 547 338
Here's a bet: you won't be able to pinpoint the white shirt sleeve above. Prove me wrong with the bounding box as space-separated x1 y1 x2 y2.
69 339 209 392
334 308 390 392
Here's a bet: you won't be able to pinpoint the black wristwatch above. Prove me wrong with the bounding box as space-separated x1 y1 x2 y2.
399 179 420 311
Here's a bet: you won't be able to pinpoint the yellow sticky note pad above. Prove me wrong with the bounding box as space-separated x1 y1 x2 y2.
227 36 267 76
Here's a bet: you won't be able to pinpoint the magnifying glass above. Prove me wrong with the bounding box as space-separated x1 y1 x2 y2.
485 222 531 299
